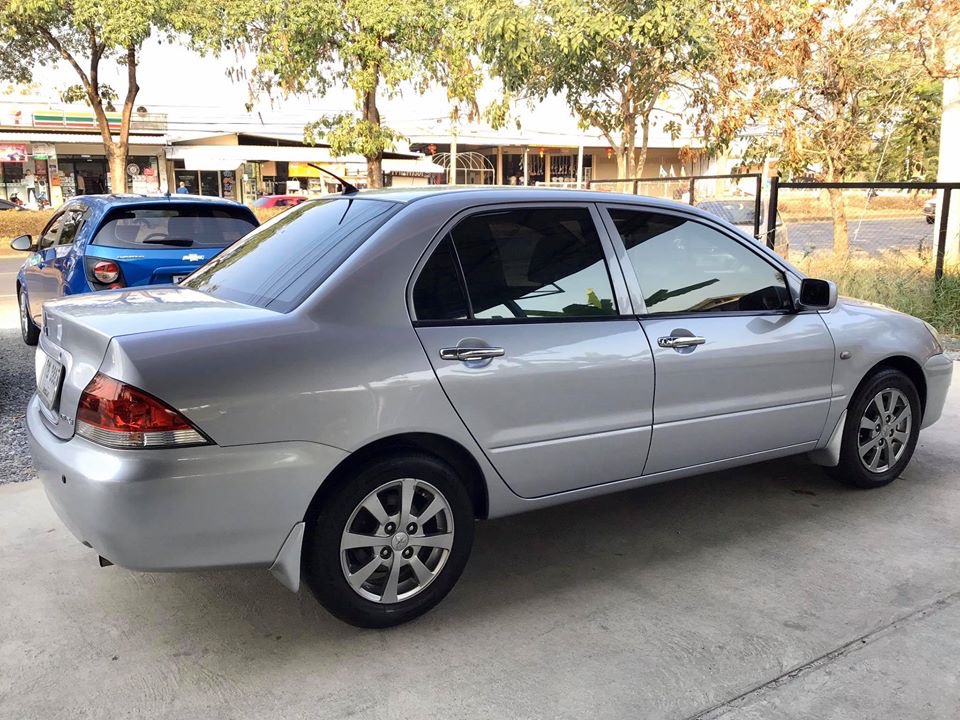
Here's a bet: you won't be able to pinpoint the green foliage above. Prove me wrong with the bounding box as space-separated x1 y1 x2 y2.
475 0 715 178
867 79 942 181
192 0 481 184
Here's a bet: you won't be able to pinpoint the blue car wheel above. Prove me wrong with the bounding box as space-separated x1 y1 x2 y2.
19 289 40 346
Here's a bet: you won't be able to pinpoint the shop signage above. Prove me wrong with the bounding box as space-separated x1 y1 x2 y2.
33 111 122 129
0 144 27 162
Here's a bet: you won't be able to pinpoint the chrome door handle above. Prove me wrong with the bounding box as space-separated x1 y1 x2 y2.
439 346 505 362
658 336 706 349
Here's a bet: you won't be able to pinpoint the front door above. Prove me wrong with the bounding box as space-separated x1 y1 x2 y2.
412 205 655 498
601 205 835 475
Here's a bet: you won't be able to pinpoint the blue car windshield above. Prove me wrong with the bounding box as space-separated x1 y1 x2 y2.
92 206 257 249
181 197 399 312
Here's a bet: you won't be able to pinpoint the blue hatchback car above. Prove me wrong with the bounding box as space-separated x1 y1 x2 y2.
12 194 258 345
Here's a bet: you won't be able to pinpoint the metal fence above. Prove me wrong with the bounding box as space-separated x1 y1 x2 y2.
587 173 764 240
765 179 959 281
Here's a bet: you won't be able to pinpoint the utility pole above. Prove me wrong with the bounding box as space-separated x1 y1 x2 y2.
449 122 458 186
937 10 960 261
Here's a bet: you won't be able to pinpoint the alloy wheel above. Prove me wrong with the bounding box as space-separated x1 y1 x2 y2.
858 388 912 474
19 293 29 338
340 478 455 604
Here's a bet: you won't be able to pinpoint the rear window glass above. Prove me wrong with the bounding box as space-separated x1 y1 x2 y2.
92 206 257 249
181 197 399 312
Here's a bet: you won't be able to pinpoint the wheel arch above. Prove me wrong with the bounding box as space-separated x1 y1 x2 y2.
303 432 490 523
854 355 927 417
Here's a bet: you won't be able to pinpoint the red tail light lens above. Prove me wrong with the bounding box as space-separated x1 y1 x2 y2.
92 260 120 284
76 373 208 449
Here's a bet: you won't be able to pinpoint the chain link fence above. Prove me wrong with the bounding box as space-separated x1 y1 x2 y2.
766 180 960 334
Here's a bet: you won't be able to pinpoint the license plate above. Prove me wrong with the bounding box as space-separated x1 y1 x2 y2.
172 274 187 283
38 355 64 409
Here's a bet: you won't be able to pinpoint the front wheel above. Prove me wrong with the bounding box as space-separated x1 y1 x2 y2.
303 453 475 628
19 290 39 346
828 369 921 488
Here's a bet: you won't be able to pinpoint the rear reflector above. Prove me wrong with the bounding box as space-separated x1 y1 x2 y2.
76 373 208 449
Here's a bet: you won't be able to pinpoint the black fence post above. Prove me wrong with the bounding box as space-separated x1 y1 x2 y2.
688 177 696 206
765 175 780 250
632 179 639 195
935 187 952 283
753 175 763 240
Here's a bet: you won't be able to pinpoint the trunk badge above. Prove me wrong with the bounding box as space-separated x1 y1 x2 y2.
182 253 205 262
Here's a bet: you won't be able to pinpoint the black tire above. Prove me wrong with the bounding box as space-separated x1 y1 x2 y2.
19 290 39 346
303 453 475 628
827 368 921 488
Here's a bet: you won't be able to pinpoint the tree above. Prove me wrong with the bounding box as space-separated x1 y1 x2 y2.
194 0 480 188
475 0 714 180
864 78 942 182
713 0 930 257
0 0 179 193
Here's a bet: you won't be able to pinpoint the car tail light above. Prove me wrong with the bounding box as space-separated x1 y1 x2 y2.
92 260 120 284
76 373 209 449
84 256 126 290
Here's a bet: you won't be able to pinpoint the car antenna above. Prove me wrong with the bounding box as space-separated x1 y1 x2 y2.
307 163 359 196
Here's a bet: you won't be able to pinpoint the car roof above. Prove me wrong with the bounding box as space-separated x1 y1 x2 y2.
350 185 720 218
66 193 246 209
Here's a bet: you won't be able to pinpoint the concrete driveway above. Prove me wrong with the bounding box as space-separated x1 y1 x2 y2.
2 376 959 719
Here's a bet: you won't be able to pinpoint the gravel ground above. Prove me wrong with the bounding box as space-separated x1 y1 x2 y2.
0 328 36 484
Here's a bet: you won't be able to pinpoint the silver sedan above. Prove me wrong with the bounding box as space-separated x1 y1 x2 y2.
26 188 953 627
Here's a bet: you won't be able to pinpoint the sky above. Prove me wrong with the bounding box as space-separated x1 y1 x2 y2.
0 36 588 141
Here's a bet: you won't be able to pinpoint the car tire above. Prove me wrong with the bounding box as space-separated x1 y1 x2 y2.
303 453 475 628
827 368 921 489
19 290 39 346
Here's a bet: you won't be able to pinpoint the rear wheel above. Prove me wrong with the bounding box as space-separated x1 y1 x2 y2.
303 453 475 628
19 290 39 346
828 369 920 488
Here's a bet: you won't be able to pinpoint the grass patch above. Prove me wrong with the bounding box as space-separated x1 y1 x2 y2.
794 250 960 334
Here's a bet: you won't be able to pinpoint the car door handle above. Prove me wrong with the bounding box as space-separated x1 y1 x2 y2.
439 346 505 362
658 336 706 349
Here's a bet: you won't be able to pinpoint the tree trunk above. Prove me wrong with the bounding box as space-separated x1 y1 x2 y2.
106 146 128 193
827 187 849 258
636 111 651 180
362 82 383 189
616 150 629 187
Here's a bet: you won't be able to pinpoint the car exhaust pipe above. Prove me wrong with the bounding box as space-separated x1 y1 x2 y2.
98 555 113 568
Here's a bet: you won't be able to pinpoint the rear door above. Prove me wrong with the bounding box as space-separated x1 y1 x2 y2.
412 204 655 498
87 205 257 287
600 205 835 475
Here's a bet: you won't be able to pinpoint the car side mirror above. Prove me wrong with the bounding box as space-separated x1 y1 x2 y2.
798 278 837 310
10 234 33 252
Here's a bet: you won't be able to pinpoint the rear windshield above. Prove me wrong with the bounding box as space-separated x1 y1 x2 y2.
181 197 399 312
92 206 257 249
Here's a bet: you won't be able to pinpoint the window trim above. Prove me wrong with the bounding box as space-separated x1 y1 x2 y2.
597 202 798 318
407 202 629 326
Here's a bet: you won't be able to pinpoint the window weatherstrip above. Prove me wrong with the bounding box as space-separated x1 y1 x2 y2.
446 233 475 320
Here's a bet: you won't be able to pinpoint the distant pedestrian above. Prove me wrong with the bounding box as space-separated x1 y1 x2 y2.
24 169 36 203
176 181 189 194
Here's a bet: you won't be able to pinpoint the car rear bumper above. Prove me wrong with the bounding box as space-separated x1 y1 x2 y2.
921 353 953 429
27 394 347 572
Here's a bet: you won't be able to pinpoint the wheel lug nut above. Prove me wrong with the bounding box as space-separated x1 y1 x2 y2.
380 547 392 559
384 522 396 534
402 547 414 559
406 522 417 534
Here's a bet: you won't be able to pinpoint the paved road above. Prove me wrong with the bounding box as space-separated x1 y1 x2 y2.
1 255 23 303
2 364 959 718
784 217 934 254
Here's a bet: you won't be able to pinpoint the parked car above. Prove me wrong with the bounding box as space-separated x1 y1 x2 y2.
253 194 309 209
27 188 952 627
696 198 787 245
923 198 936 224
11 194 258 346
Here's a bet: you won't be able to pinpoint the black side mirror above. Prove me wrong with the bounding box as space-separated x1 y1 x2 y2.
10 234 33 252
798 278 837 310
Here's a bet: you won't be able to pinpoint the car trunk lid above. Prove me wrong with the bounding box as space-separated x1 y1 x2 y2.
34 286 276 440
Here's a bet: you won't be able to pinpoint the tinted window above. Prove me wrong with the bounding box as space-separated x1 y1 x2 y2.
698 201 755 226
38 214 64 250
182 198 398 312
413 236 469 321
608 209 791 314
450 207 616 320
58 207 87 246
92 206 256 249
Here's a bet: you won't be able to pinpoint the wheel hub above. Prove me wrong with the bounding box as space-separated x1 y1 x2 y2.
857 387 912 474
390 531 410 551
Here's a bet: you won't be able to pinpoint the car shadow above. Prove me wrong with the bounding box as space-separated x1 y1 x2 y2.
128 454 898 653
